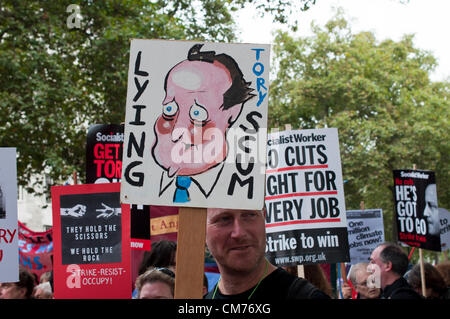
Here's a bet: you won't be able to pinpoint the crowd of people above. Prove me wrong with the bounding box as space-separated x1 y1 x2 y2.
1 208 449 300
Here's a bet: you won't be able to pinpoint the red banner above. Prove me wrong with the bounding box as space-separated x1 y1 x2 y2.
18 222 53 282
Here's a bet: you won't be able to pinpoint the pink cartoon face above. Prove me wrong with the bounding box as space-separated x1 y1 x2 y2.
152 59 242 177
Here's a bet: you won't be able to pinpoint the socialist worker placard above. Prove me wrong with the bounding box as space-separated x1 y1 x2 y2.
264 128 350 266
393 170 442 251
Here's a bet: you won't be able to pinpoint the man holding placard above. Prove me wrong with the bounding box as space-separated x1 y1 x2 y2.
121 40 268 209
121 40 270 298
204 207 330 299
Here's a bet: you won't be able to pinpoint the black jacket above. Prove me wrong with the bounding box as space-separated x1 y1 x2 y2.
205 267 330 300
381 277 423 299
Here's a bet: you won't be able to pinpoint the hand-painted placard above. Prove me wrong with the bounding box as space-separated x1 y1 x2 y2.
121 40 270 209
264 128 350 266
0 148 19 283
52 183 131 299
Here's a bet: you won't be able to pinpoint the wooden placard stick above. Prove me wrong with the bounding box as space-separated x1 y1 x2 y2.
174 207 207 299
73 170 78 185
412 164 427 298
340 263 348 283
419 247 427 298
297 265 305 278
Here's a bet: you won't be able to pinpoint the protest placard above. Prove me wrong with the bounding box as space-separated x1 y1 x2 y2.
346 209 385 264
0 148 18 283
393 170 441 251
86 124 124 184
120 40 269 210
265 128 350 266
52 183 131 299
439 208 450 251
120 39 270 298
86 124 151 251
18 222 53 281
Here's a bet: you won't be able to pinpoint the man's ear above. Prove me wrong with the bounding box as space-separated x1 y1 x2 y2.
384 261 393 272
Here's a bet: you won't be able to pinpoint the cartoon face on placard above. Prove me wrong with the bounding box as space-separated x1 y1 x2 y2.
121 40 269 209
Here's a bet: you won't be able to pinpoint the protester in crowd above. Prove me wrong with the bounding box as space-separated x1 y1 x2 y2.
33 281 53 299
0 267 36 299
436 260 450 299
435 260 450 286
406 262 448 299
204 208 330 299
133 240 177 298
135 267 175 299
344 262 381 299
369 242 422 299
283 265 334 298
304 264 334 298
138 240 177 276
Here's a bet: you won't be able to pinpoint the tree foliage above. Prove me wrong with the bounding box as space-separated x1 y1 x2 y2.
0 0 314 195
269 11 450 241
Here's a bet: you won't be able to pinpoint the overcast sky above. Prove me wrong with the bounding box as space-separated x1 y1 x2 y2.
236 0 449 82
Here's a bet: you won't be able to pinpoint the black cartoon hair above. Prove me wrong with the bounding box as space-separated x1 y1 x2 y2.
187 44 255 110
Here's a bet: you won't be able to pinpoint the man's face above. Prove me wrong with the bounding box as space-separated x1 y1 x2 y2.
206 209 266 275
153 60 242 177
369 245 388 289
424 184 440 236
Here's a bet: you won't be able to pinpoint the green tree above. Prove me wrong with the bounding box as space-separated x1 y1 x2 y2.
0 0 315 195
269 11 450 242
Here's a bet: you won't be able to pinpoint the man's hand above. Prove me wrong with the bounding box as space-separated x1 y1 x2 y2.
341 281 353 299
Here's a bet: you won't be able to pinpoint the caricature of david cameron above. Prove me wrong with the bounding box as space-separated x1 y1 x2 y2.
151 44 255 203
